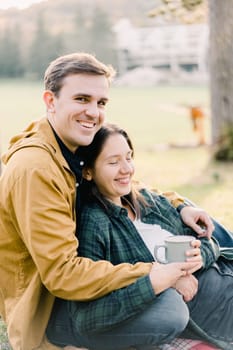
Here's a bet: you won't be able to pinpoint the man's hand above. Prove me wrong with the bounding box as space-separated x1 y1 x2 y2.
149 261 200 295
173 275 198 302
180 206 214 239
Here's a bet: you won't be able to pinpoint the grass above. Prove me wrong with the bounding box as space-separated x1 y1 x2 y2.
0 79 233 346
0 320 11 349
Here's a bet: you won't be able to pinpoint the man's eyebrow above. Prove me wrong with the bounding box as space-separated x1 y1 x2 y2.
72 93 91 98
72 93 109 102
99 97 109 102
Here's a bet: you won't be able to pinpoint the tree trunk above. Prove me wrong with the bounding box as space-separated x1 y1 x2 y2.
209 0 233 144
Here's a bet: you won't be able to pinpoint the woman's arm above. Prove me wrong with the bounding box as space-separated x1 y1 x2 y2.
70 275 155 334
199 237 220 269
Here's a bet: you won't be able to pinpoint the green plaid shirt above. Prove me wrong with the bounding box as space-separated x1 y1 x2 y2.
70 189 217 334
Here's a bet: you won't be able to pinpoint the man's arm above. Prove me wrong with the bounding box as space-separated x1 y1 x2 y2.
157 189 214 238
12 149 151 300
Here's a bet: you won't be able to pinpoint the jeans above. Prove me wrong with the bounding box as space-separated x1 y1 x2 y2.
182 263 233 350
46 288 189 350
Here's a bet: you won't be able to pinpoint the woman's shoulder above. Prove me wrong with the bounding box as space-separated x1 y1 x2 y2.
138 187 175 215
80 200 110 221
138 186 160 203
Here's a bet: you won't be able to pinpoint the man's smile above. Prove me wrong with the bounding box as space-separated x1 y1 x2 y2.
78 120 96 129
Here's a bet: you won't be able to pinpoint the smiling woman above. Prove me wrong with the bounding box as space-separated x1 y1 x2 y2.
0 0 46 9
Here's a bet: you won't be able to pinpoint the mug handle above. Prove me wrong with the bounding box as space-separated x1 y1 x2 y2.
154 244 168 263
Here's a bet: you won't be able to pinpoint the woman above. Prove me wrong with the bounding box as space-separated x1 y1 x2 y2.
47 124 233 350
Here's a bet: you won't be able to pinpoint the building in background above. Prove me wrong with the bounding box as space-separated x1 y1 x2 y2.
113 19 209 84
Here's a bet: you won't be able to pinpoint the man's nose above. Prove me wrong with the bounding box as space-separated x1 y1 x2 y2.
85 103 99 118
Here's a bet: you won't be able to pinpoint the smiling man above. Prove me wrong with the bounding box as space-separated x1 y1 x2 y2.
44 73 109 152
0 53 155 349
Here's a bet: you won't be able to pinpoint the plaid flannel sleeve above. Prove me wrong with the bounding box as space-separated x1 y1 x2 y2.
200 237 220 269
69 274 156 334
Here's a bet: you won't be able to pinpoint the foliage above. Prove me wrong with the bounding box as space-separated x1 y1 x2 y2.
87 6 117 67
0 0 155 78
148 0 207 23
0 318 11 349
72 6 117 67
214 124 233 162
27 11 64 78
0 25 24 77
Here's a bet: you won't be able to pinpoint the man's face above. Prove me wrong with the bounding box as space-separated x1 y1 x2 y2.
45 74 109 152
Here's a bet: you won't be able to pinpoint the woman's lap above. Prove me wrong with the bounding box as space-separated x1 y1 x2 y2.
46 260 233 349
46 289 189 350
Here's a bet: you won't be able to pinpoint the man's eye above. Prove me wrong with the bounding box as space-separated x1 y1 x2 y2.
75 97 87 102
98 100 107 107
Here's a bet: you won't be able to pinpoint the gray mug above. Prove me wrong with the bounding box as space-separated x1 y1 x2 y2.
154 235 195 263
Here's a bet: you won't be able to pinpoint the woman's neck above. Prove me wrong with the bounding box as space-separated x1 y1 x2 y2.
121 198 136 221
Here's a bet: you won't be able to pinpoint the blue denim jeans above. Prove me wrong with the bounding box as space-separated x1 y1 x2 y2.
183 262 233 350
46 288 189 350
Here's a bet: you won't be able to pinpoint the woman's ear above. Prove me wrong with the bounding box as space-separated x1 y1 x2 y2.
82 168 92 181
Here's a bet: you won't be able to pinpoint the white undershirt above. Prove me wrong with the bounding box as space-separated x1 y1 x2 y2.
133 219 174 260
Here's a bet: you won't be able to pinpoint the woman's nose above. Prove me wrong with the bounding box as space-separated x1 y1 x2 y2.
120 161 132 173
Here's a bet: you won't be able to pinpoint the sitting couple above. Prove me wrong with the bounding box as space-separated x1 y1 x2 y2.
47 123 233 350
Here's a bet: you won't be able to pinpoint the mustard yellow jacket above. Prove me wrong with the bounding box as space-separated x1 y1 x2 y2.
0 118 154 350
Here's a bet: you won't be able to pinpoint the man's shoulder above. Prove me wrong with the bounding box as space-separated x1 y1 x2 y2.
2 118 64 173
4 143 56 174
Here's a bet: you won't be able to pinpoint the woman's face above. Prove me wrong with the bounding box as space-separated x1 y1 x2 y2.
86 133 135 206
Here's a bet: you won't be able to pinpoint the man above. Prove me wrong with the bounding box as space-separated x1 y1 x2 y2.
0 53 214 350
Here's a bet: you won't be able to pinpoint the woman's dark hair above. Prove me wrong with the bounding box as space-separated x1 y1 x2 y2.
78 123 148 215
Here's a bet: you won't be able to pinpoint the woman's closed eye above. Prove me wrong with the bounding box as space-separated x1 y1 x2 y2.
108 160 118 165
108 157 133 166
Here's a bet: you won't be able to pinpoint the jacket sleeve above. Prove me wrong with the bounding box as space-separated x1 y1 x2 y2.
12 150 152 301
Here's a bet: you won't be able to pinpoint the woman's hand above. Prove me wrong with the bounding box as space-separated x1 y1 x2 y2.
180 206 214 239
149 261 200 295
173 275 198 302
185 239 203 272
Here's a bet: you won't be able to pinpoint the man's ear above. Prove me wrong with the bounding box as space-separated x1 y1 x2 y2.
43 90 55 113
82 168 92 181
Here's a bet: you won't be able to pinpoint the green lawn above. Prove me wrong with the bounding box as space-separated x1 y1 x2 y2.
0 79 232 346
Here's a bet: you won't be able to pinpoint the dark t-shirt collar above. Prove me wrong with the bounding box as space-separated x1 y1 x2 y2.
51 127 84 184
